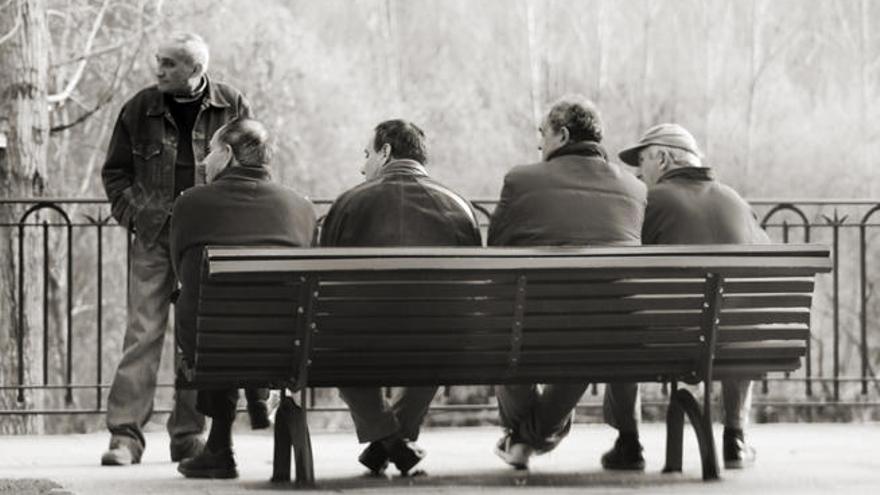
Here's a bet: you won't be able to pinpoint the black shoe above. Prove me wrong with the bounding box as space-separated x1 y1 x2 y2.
248 400 271 430
382 437 426 476
358 441 390 475
601 434 645 471
177 447 238 479
170 435 205 463
723 429 756 469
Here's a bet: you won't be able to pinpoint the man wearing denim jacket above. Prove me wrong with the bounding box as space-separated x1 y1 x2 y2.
100 32 252 466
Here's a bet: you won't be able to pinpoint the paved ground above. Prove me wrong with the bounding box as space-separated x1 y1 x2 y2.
1 423 878 494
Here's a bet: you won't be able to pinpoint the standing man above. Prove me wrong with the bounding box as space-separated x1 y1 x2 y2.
489 95 646 470
320 119 482 476
171 118 316 479
604 123 767 470
101 32 252 466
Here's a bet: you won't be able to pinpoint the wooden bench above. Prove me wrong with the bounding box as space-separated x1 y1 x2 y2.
181 244 831 486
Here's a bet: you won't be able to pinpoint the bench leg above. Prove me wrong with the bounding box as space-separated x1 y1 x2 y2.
662 387 685 474
663 388 720 481
271 397 293 483
271 395 316 487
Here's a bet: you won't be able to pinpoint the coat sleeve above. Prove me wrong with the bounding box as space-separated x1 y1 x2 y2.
101 108 139 230
318 198 344 247
487 173 515 246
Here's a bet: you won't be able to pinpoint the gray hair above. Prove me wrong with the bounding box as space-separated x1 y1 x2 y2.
216 118 272 167
168 32 210 74
545 95 603 143
645 144 703 168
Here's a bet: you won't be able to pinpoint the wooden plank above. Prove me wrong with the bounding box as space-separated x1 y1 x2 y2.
210 256 830 277
525 296 704 313
723 279 814 294
721 294 813 309
313 333 510 351
198 316 297 332
317 299 516 316
521 329 701 347
523 312 703 329
318 282 516 299
526 281 703 297
207 244 831 264
198 300 297 316
198 353 293 368
316 315 513 332
197 334 298 349
719 310 810 326
717 327 810 342
200 284 300 300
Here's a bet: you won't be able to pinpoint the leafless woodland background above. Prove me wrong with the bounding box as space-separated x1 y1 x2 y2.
2 0 880 433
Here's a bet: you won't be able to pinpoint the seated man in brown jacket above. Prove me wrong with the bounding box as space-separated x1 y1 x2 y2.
489 96 647 470
170 118 316 478
604 123 769 471
320 119 483 476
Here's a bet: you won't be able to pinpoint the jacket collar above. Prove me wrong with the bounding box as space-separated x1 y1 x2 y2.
547 140 608 162
379 159 428 178
146 75 230 117
214 165 271 183
657 166 715 183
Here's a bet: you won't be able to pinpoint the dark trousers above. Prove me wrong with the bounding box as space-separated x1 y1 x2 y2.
197 388 269 421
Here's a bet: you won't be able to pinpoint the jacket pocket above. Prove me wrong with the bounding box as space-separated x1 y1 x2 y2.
132 142 163 188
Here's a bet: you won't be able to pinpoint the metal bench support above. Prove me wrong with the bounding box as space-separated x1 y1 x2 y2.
271 394 315 487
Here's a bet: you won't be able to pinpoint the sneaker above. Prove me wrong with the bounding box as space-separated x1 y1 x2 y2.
170 434 205 462
101 435 143 466
723 429 756 469
494 433 533 470
358 441 389 475
382 436 426 475
601 434 645 471
177 447 238 479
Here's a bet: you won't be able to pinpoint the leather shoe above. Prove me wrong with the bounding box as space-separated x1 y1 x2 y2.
358 441 390 475
494 433 533 470
177 447 238 479
601 434 645 471
101 435 143 466
170 435 205 462
248 400 271 430
723 429 756 469
382 436 426 475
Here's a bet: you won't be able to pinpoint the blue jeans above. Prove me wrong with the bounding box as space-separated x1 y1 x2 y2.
105 228 204 449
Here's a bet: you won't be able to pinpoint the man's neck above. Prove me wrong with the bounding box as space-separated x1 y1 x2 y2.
171 76 207 103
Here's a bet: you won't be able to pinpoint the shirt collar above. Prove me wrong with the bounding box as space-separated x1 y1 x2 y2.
379 159 428 178
214 165 271 182
147 75 230 116
546 140 608 161
657 166 715 183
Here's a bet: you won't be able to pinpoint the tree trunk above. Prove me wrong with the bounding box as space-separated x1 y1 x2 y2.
0 0 51 434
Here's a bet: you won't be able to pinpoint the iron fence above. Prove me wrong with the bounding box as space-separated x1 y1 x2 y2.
1 197 879 422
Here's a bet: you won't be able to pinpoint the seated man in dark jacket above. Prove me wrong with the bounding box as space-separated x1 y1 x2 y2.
603 123 768 471
170 118 316 478
320 119 482 476
489 96 646 470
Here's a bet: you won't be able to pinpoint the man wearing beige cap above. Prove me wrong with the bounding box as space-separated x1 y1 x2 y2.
604 123 769 471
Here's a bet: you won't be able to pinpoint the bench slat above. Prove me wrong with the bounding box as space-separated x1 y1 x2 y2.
198 316 297 332
199 300 297 316
197 334 297 349
200 284 300 300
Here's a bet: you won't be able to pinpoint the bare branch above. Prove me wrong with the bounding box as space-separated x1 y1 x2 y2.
50 37 135 68
0 11 21 47
47 0 110 104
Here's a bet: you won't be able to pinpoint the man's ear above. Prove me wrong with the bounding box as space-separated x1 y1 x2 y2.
559 126 570 145
658 150 671 170
190 63 203 78
380 143 392 163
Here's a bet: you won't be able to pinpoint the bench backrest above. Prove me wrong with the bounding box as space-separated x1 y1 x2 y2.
192 245 831 390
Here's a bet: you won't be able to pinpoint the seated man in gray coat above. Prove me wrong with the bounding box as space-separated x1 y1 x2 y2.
320 119 482 476
489 96 647 470
170 118 316 478
605 123 769 471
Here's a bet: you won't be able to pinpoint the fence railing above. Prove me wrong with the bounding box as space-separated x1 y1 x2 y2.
1 197 879 421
